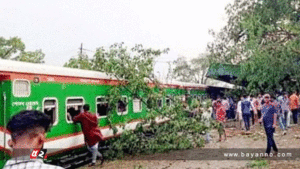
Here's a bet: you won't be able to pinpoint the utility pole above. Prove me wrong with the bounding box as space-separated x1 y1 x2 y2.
78 43 83 69
79 43 83 55
79 43 83 58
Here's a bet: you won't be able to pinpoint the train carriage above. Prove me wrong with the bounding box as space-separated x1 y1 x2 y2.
0 59 207 168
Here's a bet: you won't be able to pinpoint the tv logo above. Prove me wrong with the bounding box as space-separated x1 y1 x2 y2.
30 149 47 159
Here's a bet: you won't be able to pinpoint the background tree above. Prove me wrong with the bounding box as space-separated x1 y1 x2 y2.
190 54 210 84
0 36 45 63
0 37 25 59
172 56 195 82
64 53 92 70
171 54 210 84
14 50 45 63
208 0 300 94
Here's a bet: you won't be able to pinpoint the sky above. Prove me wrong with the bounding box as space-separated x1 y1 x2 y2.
0 0 234 79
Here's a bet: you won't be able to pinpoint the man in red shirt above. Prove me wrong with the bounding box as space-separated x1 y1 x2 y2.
216 100 226 141
73 104 104 166
289 91 299 124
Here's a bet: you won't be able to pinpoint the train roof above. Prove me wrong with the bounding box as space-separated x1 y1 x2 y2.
0 59 116 80
157 79 207 89
0 59 207 89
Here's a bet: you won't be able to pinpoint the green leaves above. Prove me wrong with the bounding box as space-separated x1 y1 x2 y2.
209 0 300 94
14 49 45 63
63 43 212 159
0 37 25 59
0 36 45 63
63 53 93 70
172 55 210 84
103 110 210 159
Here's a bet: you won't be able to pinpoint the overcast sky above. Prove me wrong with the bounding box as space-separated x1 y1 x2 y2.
1 0 234 79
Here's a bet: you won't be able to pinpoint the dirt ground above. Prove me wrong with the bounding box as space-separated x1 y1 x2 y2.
80 124 300 169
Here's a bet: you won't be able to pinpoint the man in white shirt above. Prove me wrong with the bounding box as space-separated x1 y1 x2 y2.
3 110 64 169
236 96 244 130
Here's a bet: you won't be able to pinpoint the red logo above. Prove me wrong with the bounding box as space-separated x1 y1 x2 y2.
30 149 47 159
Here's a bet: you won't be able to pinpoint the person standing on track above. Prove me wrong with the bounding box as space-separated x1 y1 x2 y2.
259 94 278 155
73 104 104 166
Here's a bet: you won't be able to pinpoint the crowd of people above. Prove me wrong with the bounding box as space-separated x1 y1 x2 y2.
212 91 300 155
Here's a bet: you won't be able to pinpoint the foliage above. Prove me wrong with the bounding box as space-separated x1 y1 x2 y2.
91 43 171 125
208 0 300 95
0 36 45 63
0 37 25 59
172 56 195 82
63 53 92 70
201 98 212 109
14 50 45 63
103 99 211 159
190 98 200 109
63 43 213 159
172 54 210 84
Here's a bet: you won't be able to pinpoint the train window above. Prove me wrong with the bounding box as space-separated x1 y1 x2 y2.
157 99 163 108
13 79 30 97
146 98 154 109
66 97 84 123
133 98 142 113
117 96 128 115
43 98 58 125
166 96 171 107
96 96 109 118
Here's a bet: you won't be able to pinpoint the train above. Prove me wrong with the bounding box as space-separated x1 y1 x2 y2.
0 59 209 168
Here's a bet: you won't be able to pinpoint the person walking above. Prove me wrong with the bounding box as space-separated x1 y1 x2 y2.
241 95 253 131
222 97 230 119
73 104 104 166
216 100 226 141
289 91 299 125
212 97 218 120
254 94 261 124
278 92 289 134
249 95 258 126
259 94 278 155
285 93 292 128
228 97 235 119
236 96 244 130
257 94 263 119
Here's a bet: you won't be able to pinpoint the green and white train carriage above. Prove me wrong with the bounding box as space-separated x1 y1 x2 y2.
0 59 207 167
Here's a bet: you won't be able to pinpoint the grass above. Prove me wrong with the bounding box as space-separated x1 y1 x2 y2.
247 159 269 168
133 164 146 169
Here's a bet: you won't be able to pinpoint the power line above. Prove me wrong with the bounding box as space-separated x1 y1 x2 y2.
78 43 96 54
